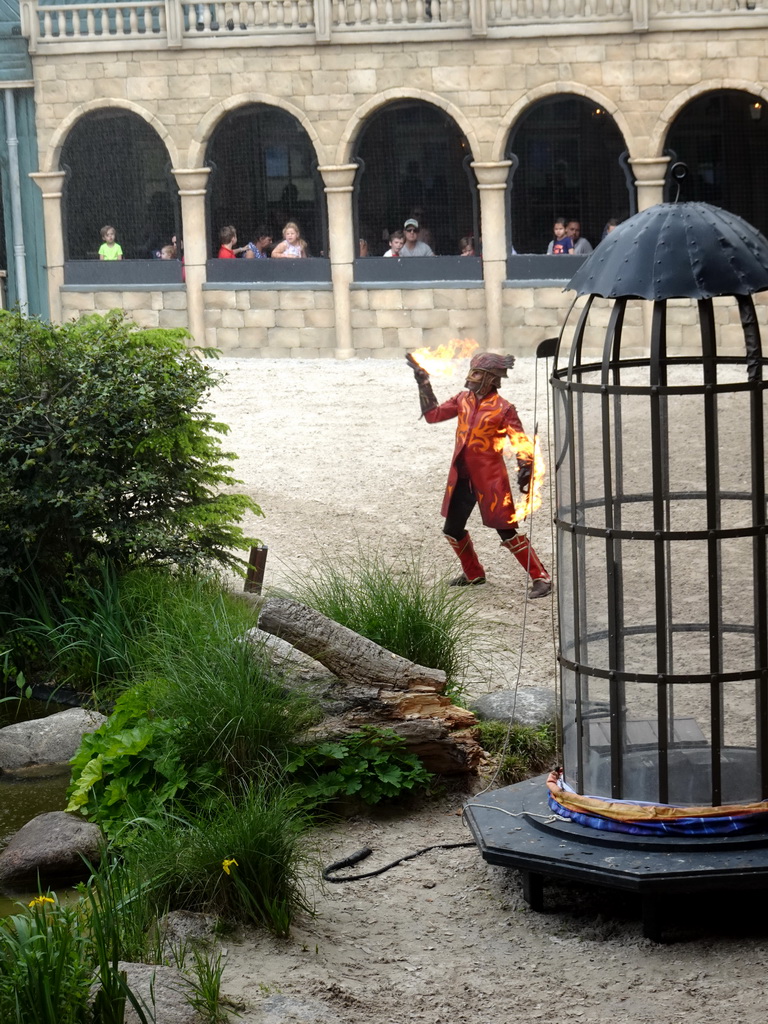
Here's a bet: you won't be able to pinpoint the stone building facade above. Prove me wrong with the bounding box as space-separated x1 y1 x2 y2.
18 0 768 355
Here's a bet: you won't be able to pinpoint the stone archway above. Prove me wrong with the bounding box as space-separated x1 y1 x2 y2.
60 108 178 260
664 89 768 236
506 94 632 255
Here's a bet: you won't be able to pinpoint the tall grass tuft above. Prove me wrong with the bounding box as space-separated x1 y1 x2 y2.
289 552 484 685
475 719 556 785
125 782 312 935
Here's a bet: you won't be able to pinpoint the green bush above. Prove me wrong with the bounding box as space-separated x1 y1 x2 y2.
287 726 432 808
0 309 261 609
475 719 556 784
66 683 220 841
290 552 483 685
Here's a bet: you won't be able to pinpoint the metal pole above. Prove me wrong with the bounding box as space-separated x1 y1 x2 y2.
3 89 29 315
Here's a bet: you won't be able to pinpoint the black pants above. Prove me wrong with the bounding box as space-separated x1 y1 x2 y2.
443 476 517 543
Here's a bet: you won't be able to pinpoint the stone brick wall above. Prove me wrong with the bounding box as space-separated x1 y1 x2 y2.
60 287 187 327
202 287 336 355
34 33 768 169
349 286 488 357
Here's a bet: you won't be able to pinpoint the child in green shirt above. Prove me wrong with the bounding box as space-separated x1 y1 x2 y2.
98 225 123 260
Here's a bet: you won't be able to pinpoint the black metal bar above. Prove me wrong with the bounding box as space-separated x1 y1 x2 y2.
742 293 768 798
649 300 670 803
565 305 594 794
601 298 627 798
700 298 723 805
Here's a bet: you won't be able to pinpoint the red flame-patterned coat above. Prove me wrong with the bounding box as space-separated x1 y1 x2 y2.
424 390 525 529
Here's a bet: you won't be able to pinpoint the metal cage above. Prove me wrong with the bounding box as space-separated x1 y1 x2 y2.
553 202 768 807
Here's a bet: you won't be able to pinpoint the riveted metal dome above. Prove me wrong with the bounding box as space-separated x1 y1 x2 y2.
568 202 768 300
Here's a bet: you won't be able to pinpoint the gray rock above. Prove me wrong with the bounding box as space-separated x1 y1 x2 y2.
156 910 218 960
108 962 200 1024
469 687 556 727
0 810 102 888
258 993 344 1024
0 708 107 771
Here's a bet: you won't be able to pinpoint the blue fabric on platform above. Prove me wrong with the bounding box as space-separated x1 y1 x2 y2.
548 795 768 836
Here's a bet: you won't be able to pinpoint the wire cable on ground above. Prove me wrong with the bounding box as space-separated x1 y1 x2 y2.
322 841 477 883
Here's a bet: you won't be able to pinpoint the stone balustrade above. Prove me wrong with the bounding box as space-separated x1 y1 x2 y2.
19 0 766 51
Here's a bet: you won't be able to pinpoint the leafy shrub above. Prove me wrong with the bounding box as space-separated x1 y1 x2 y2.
66 684 220 840
0 309 261 609
475 719 557 784
290 552 483 684
287 726 432 808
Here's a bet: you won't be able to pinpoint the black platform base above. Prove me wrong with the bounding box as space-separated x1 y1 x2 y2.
463 775 768 941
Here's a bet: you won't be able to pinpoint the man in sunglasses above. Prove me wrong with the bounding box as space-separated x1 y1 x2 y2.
401 218 435 257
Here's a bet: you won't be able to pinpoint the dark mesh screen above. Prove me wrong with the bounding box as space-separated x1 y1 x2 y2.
354 101 476 257
508 97 632 255
61 110 178 260
665 90 768 235
206 105 326 257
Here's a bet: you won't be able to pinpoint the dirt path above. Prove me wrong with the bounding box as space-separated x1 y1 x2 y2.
206 356 768 1024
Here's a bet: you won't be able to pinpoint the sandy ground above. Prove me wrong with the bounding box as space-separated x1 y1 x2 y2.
203 356 768 1024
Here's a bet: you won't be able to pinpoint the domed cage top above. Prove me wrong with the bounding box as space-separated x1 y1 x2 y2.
552 202 768 808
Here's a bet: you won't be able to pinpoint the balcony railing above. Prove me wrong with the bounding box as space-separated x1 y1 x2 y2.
19 0 767 50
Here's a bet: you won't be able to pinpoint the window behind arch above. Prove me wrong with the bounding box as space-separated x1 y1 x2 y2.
507 97 632 255
354 101 476 257
206 105 325 257
61 110 178 260
665 90 768 235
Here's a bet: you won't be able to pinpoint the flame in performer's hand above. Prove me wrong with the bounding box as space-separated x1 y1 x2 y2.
506 430 546 523
410 338 479 376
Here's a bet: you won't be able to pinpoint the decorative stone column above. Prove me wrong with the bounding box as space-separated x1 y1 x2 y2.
29 170 66 324
172 167 211 346
319 164 357 359
629 156 670 212
472 160 512 352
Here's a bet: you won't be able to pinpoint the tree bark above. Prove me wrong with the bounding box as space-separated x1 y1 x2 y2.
257 598 482 774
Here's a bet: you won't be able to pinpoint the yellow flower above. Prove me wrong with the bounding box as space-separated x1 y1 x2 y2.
28 896 55 908
222 858 238 875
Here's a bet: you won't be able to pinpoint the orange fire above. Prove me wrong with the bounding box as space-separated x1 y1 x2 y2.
504 430 546 523
409 338 479 376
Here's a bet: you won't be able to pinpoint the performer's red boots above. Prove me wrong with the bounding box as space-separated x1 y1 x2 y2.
445 533 486 586
501 535 552 599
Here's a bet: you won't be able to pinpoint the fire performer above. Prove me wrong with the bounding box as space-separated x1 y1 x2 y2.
407 350 551 598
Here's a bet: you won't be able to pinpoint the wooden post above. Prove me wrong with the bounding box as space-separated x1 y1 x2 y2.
244 545 268 594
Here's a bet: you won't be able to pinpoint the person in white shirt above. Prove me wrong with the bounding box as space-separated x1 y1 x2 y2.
400 219 434 257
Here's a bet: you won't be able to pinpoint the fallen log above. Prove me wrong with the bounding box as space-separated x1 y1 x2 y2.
257 597 482 774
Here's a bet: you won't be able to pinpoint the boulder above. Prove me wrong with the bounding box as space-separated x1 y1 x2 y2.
469 687 556 728
98 963 200 1024
120 963 200 1024
0 708 107 771
155 910 218 961
0 810 102 888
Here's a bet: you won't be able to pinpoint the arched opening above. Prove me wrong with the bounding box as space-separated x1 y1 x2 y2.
354 101 476 257
60 110 178 260
507 96 632 255
664 89 768 235
206 105 325 257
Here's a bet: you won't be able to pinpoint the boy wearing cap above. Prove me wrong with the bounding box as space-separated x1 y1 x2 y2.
401 218 435 257
407 351 551 598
